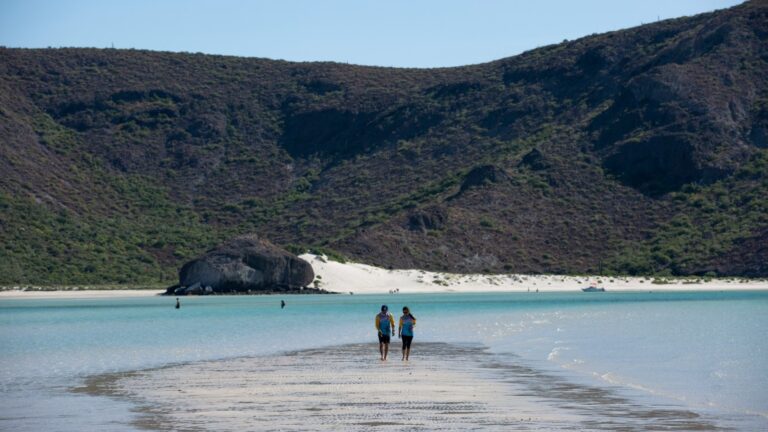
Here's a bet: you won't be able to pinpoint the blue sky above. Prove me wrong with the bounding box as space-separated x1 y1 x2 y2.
0 0 743 68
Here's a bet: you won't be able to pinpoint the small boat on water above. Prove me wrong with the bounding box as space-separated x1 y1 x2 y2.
582 286 606 292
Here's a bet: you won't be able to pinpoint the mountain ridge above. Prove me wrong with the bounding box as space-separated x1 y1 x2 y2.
1 0 766 283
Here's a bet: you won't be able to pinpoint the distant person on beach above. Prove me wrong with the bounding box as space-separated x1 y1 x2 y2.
281 300 286 309
175 298 180 309
398 306 416 361
375 305 395 361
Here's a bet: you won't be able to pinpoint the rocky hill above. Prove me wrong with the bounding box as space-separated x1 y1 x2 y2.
1 1 767 283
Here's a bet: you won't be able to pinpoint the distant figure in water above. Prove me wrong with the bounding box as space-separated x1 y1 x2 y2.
175 298 180 309
281 300 286 309
398 306 416 361
375 305 395 361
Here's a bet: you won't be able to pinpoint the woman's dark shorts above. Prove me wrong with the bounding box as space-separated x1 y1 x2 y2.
402 335 413 349
378 333 391 344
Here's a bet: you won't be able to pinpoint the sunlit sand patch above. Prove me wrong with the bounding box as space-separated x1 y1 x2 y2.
77 342 721 431
79 343 555 430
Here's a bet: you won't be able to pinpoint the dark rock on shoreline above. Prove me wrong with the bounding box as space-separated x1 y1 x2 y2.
165 235 317 295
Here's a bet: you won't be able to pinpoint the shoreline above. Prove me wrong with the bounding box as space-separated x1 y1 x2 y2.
2 253 768 298
0 289 165 299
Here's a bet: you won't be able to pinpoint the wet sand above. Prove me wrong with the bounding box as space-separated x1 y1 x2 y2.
76 343 722 431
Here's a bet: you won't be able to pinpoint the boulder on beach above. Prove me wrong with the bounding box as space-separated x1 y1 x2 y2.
167 235 315 295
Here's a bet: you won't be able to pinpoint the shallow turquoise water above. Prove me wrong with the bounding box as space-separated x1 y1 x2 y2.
1 291 767 430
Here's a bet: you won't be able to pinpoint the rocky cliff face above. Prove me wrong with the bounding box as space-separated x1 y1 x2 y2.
171 235 315 294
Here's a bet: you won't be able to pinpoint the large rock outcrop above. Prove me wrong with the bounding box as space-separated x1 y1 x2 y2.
452 165 511 198
407 206 448 233
168 235 315 294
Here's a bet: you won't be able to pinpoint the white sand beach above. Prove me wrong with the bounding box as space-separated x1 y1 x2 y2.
2 254 767 298
300 254 768 294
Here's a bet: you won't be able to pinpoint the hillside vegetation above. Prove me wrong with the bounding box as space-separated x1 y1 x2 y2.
1 1 767 284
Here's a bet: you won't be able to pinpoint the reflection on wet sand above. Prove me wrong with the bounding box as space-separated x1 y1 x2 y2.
77 343 721 431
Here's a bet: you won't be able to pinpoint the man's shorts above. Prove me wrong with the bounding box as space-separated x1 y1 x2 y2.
378 333 390 344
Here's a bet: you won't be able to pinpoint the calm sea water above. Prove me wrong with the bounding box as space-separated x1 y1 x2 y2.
1 291 766 430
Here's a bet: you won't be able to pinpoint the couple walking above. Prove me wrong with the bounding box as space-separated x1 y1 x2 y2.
375 305 416 361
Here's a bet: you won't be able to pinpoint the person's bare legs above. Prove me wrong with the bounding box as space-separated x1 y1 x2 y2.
405 346 411 361
379 342 384 360
383 343 389 360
